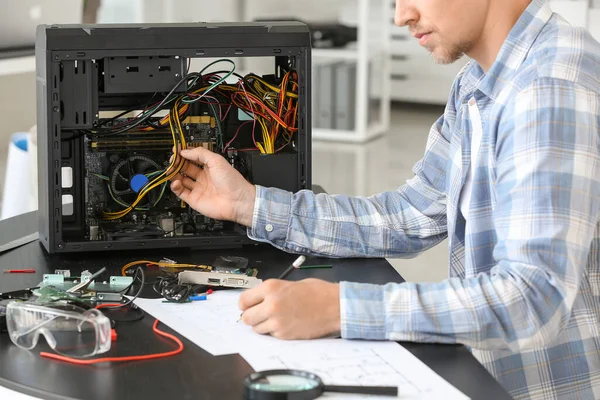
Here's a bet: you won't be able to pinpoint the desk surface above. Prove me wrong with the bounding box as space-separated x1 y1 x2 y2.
0 212 511 400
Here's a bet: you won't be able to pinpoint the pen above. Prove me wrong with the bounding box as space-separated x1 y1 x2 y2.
277 255 307 280
238 256 306 322
3 269 36 274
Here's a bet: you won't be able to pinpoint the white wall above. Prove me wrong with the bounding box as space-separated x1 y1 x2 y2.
243 0 352 21
0 72 36 201
97 0 144 23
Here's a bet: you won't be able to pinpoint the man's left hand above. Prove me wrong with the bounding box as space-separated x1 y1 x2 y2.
238 278 341 340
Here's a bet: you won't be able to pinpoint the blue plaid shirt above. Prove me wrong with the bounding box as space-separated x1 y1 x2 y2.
248 1 600 398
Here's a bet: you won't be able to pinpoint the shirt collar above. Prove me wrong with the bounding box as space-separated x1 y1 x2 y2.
461 0 553 101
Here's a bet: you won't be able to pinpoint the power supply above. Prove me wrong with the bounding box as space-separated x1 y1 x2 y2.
35 22 312 253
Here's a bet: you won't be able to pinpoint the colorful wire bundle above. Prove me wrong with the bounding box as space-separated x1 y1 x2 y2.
120 259 211 277
222 71 299 154
102 96 189 220
85 59 298 221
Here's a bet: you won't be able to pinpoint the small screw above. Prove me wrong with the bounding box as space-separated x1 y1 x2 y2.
175 73 180 78
57 243 64 249
53 106 60 112
54 55 59 60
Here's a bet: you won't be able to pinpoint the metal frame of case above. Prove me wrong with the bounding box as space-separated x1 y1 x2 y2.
36 22 312 253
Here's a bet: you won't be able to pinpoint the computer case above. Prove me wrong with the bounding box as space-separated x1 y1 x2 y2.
36 22 312 253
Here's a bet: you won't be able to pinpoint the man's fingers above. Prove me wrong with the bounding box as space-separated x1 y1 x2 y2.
180 147 216 166
170 179 192 203
238 286 267 311
178 175 196 191
167 154 184 176
251 319 274 335
241 303 269 327
179 161 202 180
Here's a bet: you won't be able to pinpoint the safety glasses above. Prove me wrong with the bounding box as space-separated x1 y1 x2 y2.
6 302 111 358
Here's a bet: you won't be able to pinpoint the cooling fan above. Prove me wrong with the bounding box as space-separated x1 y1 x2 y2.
108 154 164 208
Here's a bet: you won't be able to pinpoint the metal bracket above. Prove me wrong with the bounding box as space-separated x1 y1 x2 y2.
110 276 133 288
42 274 65 285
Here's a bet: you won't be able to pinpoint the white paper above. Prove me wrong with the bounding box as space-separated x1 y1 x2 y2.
135 290 320 356
241 342 468 399
135 291 469 399
0 384 42 399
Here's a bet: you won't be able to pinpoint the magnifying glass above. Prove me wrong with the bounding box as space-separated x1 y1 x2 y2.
244 369 399 400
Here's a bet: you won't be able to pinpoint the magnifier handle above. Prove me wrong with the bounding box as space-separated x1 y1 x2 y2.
323 384 398 396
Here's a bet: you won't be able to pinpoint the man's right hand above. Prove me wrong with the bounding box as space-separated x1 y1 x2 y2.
169 147 256 227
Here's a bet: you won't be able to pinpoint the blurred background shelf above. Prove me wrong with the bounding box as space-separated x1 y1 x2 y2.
0 55 35 77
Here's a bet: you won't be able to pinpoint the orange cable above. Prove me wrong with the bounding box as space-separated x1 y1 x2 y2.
39 319 183 365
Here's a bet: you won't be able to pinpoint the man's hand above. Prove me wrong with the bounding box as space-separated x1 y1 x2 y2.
169 147 256 227
238 278 341 340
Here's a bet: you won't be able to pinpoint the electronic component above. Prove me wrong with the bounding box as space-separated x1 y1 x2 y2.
37 22 312 253
40 273 133 293
66 267 106 293
178 270 262 289
1 289 37 332
0 299 9 333
212 256 249 273
89 225 99 241
159 217 175 237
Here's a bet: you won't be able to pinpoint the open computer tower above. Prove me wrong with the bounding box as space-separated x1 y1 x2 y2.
36 22 312 254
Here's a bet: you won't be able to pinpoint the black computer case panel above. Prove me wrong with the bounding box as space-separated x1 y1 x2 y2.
36 22 312 253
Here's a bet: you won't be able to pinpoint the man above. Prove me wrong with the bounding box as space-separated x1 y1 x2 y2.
170 0 600 398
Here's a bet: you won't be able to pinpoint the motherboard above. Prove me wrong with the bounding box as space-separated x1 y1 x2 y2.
84 115 227 241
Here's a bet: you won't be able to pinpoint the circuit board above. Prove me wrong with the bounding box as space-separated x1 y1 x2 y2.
84 116 227 241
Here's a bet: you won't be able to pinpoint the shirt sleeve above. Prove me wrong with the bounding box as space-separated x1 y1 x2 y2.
246 71 473 258
341 78 600 352
247 109 451 258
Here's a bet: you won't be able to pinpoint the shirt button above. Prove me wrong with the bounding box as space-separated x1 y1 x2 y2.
265 224 274 232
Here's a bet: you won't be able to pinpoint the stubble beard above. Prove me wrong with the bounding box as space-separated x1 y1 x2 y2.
426 38 472 64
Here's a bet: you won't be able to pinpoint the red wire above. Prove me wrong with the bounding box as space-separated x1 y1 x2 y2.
223 120 254 153
94 303 124 310
39 319 184 365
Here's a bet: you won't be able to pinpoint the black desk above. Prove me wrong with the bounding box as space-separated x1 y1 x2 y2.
0 212 511 400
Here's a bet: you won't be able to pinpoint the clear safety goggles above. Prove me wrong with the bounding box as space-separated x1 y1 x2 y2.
6 301 111 358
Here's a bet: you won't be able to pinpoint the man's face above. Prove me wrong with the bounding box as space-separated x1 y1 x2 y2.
395 0 490 64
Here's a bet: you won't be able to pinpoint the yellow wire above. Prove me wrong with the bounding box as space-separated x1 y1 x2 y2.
104 71 297 219
121 260 211 277
253 76 298 99
104 98 187 220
